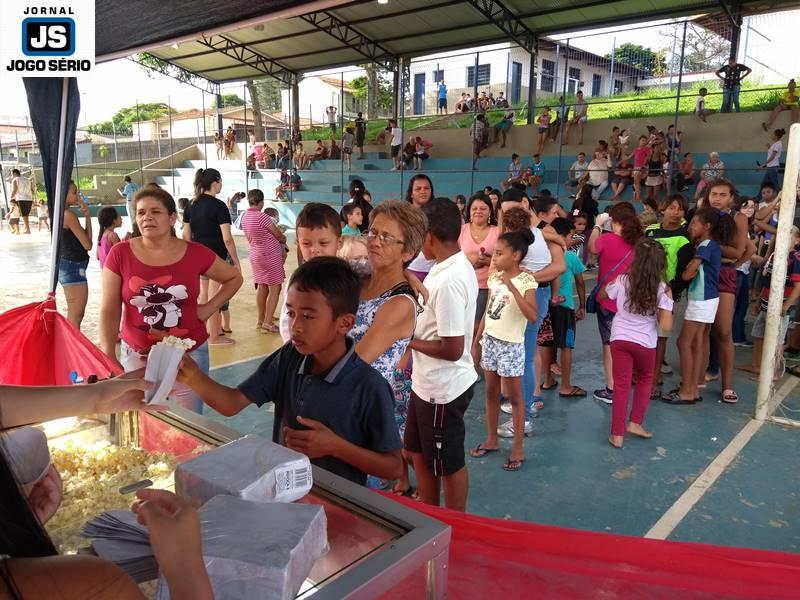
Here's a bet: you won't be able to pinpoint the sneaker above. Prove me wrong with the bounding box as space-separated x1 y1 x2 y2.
497 419 533 438
593 387 614 404
734 340 754 348
660 360 673 374
500 401 512 415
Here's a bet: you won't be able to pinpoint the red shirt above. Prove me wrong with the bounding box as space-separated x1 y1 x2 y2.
596 232 635 314
104 241 216 352
633 146 652 168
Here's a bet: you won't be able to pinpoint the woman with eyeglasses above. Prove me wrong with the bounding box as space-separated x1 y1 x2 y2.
349 201 429 497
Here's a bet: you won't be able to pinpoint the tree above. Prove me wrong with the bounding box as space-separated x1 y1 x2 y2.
252 79 284 112
662 23 729 73
607 43 668 76
87 102 173 136
211 93 244 109
351 69 393 117
245 80 264 140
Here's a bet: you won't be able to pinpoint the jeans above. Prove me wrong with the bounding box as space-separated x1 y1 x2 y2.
522 286 551 420
120 340 208 414
762 166 781 190
732 270 751 344
610 340 656 436
721 86 740 113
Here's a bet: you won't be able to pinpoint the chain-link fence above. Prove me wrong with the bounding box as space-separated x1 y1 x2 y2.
1 10 796 210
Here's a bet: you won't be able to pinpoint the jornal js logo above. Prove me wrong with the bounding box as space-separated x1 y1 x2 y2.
22 18 75 56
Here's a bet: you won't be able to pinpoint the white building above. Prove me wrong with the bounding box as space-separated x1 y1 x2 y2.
407 40 646 115
280 75 365 128
138 107 287 142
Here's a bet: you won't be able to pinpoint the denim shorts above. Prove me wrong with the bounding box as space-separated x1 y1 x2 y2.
58 258 89 287
752 309 792 342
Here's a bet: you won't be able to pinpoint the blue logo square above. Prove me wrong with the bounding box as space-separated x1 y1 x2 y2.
22 18 75 56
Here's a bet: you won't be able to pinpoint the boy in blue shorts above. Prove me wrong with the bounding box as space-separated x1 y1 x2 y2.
178 257 402 485
539 217 586 397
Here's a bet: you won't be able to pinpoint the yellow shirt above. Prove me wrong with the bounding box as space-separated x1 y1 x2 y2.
781 90 799 107
484 271 538 343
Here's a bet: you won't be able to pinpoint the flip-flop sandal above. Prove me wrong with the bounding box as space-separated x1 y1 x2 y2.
541 382 558 391
550 364 563 376
209 337 236 346
391 485 416 497
661 390 697 405
221 328 233 334
503 458 525 472
559 386 587 397
532 396 545 411
722 390 739 404
470 444 499 458
650 388 662 400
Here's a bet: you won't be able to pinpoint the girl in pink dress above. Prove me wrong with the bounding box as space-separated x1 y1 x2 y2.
96 206 122 268
239 190 287 333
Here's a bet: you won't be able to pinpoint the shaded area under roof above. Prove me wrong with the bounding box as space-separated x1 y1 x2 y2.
97 0 797 83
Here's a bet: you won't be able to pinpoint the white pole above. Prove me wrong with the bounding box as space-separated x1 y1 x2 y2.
755 122 800 420
48 77 71 295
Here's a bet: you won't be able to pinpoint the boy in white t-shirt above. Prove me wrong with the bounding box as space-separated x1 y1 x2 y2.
406 199 478 512
695 87 713 122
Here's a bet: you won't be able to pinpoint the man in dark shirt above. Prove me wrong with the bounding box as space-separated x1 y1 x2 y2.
715 57 751 113
177 257 402 485
354 112 367 160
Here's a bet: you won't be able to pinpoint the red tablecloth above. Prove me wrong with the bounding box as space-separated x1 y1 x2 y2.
384 493 800 599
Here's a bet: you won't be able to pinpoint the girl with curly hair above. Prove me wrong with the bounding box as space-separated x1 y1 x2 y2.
601 238 673 448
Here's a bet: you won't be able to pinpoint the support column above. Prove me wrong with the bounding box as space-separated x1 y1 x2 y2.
393 58 403 120
216 93 224 133
291 74 300 134
728 1 743 61
526 38 539 125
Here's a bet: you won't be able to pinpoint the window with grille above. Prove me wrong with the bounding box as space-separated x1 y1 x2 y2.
467 64 491 87
540 59 555 92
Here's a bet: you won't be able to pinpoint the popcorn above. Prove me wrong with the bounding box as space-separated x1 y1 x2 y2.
46 441 176 554
144 337 195 405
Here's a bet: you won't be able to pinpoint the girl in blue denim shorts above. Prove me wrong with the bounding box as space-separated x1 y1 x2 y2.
471 230 539 472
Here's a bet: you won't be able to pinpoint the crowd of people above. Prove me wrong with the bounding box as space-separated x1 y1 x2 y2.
48 164 798 506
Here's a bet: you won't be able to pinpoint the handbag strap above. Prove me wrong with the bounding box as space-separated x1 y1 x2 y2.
596 247 633 289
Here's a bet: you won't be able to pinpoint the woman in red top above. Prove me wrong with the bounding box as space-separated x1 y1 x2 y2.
100 187 242 413
587 202 642 403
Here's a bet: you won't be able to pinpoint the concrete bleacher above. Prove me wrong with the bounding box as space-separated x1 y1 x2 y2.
152 150 770 227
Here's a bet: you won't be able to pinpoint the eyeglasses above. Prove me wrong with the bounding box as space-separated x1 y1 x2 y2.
365 228 404 246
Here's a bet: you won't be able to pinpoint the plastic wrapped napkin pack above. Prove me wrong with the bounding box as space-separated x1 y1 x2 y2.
175 435 313 505
82 497 328 599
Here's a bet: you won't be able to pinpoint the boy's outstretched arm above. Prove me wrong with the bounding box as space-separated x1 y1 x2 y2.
284 418 403 480
177 356 249 416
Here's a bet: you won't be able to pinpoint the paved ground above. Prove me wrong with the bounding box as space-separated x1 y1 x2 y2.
2 221 798 554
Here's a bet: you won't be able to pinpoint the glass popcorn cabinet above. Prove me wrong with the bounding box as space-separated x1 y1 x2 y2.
43 407 450 599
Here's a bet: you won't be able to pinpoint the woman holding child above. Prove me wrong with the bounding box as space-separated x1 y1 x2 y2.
348 200 428 496
100 186 242 413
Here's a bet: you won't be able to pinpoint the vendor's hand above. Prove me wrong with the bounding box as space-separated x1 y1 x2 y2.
576 307 585 321
93 376 152 414
176 356 203 387
27 464 63 524
284 417 341 459
132 489 209 584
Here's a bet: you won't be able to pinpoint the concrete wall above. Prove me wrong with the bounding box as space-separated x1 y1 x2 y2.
383 110 780 158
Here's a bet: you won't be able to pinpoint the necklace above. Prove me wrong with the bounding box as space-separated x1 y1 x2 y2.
470 223 488 243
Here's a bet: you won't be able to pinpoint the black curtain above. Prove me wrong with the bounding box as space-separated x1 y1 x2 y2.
23 78 81 292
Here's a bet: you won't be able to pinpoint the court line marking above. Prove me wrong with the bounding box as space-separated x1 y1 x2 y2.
210 355 265 371
645 375 800 540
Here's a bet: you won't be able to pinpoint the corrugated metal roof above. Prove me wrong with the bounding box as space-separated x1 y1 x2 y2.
97 0 797 83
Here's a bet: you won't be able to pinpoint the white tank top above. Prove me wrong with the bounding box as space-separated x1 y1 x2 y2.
520 226 551 273
12 176 34 201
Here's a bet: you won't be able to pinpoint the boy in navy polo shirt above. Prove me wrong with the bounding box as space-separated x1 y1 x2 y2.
178 257 402 485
